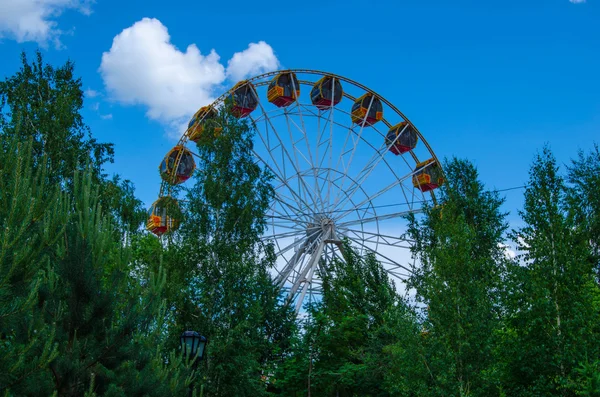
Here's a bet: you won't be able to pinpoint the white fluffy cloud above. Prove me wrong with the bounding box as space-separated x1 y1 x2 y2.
226 41 280 82
99 18 280 138
0 0 92 47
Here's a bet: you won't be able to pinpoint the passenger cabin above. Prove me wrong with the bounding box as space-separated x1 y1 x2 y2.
386 122 418 155
351 94 383 126
412 159 444 192
159 146 196 185
228 81 258 118
187 106 221 143
310 76 343 110
146 196 181 236
267 72 300 108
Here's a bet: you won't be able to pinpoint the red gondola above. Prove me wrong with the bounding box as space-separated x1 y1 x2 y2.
412 159 444 192
187 106 222 143
159 146 196 185
310 76 343 110
228 80 259 118
386 122 418 155
146 196 182 236
351 93 383 126
267 72 300 108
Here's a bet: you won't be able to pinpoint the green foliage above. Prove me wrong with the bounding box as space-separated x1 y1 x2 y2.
501 146 600 396
163 104 296 397
0 50 113 184
277 242 422 397
566 144 600 275
0 137 66 395
3 47 600 397
0 51 187 396
406 157 509 397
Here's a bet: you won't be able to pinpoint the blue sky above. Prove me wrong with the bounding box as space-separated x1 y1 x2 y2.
0 0 598 227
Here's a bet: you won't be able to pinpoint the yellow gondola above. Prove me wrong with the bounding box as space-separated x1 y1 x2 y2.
159 145 196 185
351 93 383 126
412 159 444 192
267 72 300 108
187 106 222 143
385 122 418 155
310 76 343 110
146 196 182 236
228 80 259 118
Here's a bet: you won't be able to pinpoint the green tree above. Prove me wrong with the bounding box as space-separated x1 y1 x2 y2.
0 50 113 185
0 50 144 236
277 242 422 397
164 105 296 397
500 146 600 396
0 137 67 395
406 158 509 397
1 51 186 396
566 144 600 276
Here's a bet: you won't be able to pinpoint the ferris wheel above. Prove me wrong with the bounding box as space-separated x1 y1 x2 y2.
147 69 444 313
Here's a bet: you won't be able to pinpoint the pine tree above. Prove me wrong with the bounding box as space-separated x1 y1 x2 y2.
0 137 67 394
501 146 600 396
40 169 188 396
406 157 508 397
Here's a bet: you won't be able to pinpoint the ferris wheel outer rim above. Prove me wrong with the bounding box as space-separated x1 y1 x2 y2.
157 68 442 210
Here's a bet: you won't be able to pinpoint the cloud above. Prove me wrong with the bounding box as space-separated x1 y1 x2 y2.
498 243 517 260
99 18 280 139
569 0 585 3
0 0 93 48
100 113 113 120
85 88 99 98
226 41 280 82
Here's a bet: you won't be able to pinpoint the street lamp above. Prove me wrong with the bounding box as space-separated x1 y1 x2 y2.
180 331 207 397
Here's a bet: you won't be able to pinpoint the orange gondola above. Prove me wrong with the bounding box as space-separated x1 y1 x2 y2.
267 72 300 108
310 76 343 110
412 159 444 192
146 196 182 236
228 80 259 118
159 146 196 185
386 122 418 155
351 93 383 126
187 106 222 143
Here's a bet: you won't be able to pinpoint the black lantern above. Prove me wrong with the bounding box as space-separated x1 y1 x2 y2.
180 331 207 363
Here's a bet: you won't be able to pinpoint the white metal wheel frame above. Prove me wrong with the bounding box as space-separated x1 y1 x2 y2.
159 70 442 313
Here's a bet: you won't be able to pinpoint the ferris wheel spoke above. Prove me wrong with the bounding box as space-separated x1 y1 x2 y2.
284 102 325 214
251 146 314 222
271 188 313 221
336 209 418 229
332 96 375 208
282 110 324 213
267 214 310 230
263 228 308 241
337 227 413 249
331 124 411 214
333 169 421 223
254 101 321 212
343 235 412 275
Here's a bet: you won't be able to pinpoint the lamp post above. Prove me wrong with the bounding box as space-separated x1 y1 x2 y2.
180 331 207 397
